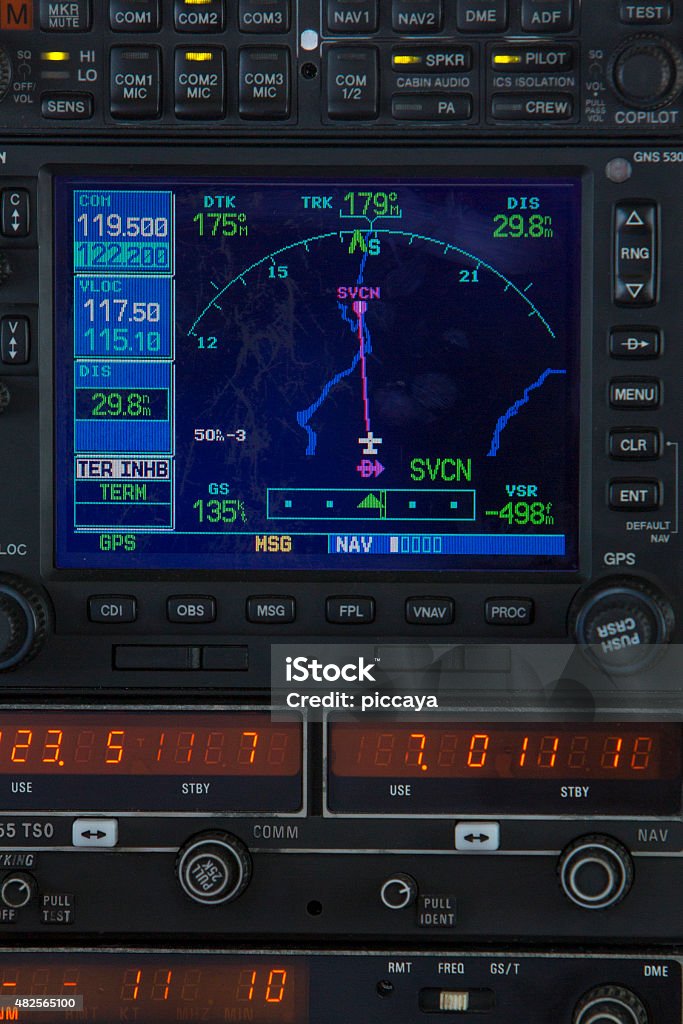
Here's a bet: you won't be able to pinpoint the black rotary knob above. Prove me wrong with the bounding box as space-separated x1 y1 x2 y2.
558 835 634 911
0 872 37 910
611 36 682 108
573 986 649 1024
571 577 673 674
176 832 252 906
0 578 48 672
0 49 11 103
0 253 11 287
0 382 9 415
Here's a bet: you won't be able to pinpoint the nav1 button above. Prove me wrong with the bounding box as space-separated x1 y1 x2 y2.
455 822 500 851
72 819 119 848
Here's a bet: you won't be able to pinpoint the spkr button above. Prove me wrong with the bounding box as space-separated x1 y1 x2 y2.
0 317 29 365
392 0 443 33
110 0 161 31
393 46 473 71
326 596 375 623
521 0 573 33
239 47 290 118
327 0 378 33
175 48 226 119
167 595 217 623
88 595 137 623
610 328 660 358
1 190 29 238
175 0 225 32
40 0 91 31
456 0 508 32
110 46 161 119
614 202 658 307
239 0 291 32
327 47 379 119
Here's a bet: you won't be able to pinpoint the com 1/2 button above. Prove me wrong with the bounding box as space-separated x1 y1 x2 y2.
110 46 161 119
327 47 379 119
175 48 226 119
167 596 216 623
239 47 290 118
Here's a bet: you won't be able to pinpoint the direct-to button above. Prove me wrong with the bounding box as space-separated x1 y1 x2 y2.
614 202 658 307
239 0 291 33
521 0 573 33
247 596 296 623
491 93 574 120
485 598 534 626
167 595 216 623
41 92 94 119
72 819 118 849
620 1 672 23
609 480 661 510
40 0 91 30
110 47 161 119
88 595 137 623
110 0 161 32
405 597 454 625
610 327 660 358
490 45 575 72
609 378 661 409
239 47 290 118
175 0 225 32
175 48 226 119
392 0 443 33
609 429 660 460
1 190 29 238
1 317 29 365
326 596 375 623
327 0 378 33
327 47 379 119
455 821 500 851
456 0 508 32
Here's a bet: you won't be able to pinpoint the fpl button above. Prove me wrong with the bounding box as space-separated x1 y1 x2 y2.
110 0 161 31
239 47 290 118
247 596 296 623
521 0 573 33
88 595 137 623
72 819 119 848
1 190 29 238
175 48 226 120
455 822 500 851
239 0 291 33
327 46 379 119
327 0 378 33
326 596 375 623
168 595 216 623
610 328 660 359
614 202 658 307
380 873 418 910
406 597 454 624
175 0 225 32
609 429 659 460
620 1 672 23
40 0 91 31
491 93 574 120
456 0 508 32
609 480 661 510
110 46 161 119
485 598 533 626
392 0 443 33
1 317 29 365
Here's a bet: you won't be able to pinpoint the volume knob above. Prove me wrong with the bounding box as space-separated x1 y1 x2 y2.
0 577 49 671
573 986 649 1024
176 832 252 906
558 835 634 911
611 36 683 108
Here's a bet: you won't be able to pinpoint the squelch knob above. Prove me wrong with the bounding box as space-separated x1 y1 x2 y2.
558 835 634 911
0 577 49 672
0 49 11 103
610 36 683 108
573 986 649 1024
176 832 252 906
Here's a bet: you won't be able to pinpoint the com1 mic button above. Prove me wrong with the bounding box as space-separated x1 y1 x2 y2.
558 835 634 911
0 873 37 910
177 832 252 906
380 873 417 910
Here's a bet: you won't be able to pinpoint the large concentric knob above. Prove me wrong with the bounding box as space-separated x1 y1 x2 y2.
611 36 683 108
558 835 633 911
176 832 252 906
573 985 649 1024
0 577 49 671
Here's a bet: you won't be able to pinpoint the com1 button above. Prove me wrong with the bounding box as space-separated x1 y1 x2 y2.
327 46 379 119
239 47 290 118
175 48 226 119
167 596 216 624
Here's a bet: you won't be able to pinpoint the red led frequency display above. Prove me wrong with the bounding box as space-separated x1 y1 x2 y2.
329 723 680 780
0 713 301 776
0 957 307 1022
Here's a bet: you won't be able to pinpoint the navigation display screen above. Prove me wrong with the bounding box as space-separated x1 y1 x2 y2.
53 175 582 571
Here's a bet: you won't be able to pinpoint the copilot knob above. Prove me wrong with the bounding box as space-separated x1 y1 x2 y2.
573 986 649 1024
0 577 49 671
611 36 683 108
558 835 634 911
176 832 252 906
0 49 11 103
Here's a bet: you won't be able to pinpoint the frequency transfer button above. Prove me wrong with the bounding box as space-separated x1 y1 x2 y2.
41 92 94 119
326 596 375 623
521 0 573 32
610 328 660 358
491 93 574 120
72 819 118 848
40 0 91 31
620 1 672 23
485 598 534 625
239 0 291 32
109 0 161 31
405 597 454 625
609 429 660 460
239 47 290 118
456 0 508 32
175 48 226 119
327 47 379 119
167 596 217 623
392 0 443 33
0 190 29 238
614 202 657 307
247 596 296 623
327 0 378 33
455 822 500 851
392 94 472 120
110 46 161 119
609 378 660 409
175 0 225 31
0 317 29 365
88 595 137 623
609 480 661 510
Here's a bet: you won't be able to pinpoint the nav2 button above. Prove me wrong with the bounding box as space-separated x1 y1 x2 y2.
455 822 500 851
72 819 119 848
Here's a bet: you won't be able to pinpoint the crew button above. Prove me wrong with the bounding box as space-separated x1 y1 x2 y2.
485 598 534 626
175 48 226 119
609 429 660 460
88 595 137 623
110 0 161 32
392 0 443 33
175 0 225 32
620 1 672 23
609 480 661 510
521 0 573 33
491 93 574 120
246 596 296 623
40 0 91 31
456 0 508 32
614 202 658 307
327 0 378 33
0 317 30 365
239 47 290 118
327 46 379 119
110 46 161 119
0 190 30 238
405 597 455 625
609 378 661 409
41 92 94 120
610 328 661 359
239 0 291 32
326 596 375 623
167 595 217 623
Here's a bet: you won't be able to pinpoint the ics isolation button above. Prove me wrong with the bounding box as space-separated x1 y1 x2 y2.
239 0 291 33
609 479 661 510
490 45 575 72
110 46 161 119
491 93 574 120
40 0 91 31
392 0 443 33
392 46 473 72
327 46 379 119
521 0 574 33
620 1 672 23
239 47 290 118
174 0 225 32
110 0 161 32
327 0 378 33
392 94 472 120
41 92 93 119
614 202 658 307
175 48 226 119
456 0 508 32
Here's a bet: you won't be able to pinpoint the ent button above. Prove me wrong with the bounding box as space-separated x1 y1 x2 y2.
88 595 137 623
239 47 290 118
614 202 658 306
326 596 375 623
327 47 379 120
110 46 161 119
609 480 661 510
72 819 118 848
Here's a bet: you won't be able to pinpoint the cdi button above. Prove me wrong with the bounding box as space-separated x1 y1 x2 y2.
88 595 137 623
40 0 91 30
326 596 375 623
327 46 379 119
239 47 290 118
72 819 118 848
175 48 226 119
1 190 30 238
455 821 500 851
110 0 161 31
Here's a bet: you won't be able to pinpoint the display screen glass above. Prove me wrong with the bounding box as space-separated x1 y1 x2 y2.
327 722 682 815
53 175 582 571
0 712 302 812
0 956 307 1022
